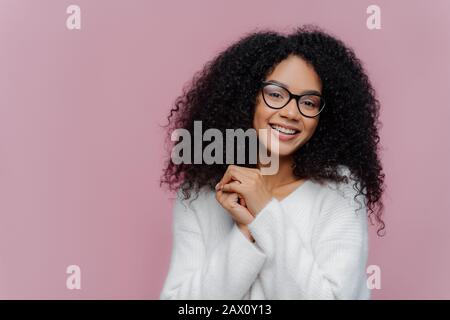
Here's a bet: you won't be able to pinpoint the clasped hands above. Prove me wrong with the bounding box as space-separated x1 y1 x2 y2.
215 165 273 242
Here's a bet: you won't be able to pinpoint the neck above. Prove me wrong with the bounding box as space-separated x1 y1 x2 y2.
257 155 297 192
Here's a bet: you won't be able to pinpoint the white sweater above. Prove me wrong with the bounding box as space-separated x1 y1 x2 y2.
160 166 370 300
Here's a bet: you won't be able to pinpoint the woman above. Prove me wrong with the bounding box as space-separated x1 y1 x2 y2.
159 25 385 300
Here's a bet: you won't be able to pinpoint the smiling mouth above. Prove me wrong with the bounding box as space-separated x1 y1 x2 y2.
269 124 300 135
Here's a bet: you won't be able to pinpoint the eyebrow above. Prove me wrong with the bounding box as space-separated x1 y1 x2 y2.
266 79 322 96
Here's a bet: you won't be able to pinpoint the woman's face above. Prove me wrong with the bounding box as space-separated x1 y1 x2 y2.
253 54 322 158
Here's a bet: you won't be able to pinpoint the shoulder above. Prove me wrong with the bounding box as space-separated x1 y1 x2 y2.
173 185 218 218
171 186 218 233
311 165 368 231
311 165 369 244
319 165 367 210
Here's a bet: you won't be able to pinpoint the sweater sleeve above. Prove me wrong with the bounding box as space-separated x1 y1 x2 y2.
247 180 370 300
160 190 267 300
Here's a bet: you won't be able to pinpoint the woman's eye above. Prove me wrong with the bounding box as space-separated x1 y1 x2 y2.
269 92 282 99
302 100 316 107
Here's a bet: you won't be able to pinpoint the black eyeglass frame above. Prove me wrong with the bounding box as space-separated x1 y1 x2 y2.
261 81 326 118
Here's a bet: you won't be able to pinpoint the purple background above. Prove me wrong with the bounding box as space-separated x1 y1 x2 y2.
0 0 449 299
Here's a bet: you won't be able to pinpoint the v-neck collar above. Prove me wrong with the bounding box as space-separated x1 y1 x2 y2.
277 179 312 204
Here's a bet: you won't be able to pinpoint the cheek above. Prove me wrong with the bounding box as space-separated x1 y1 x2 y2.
253 103 271 129
303 118 319 137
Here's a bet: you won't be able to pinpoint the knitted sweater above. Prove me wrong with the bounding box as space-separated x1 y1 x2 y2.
160 166 370 300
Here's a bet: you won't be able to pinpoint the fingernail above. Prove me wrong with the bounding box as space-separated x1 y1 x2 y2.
215 183 221 190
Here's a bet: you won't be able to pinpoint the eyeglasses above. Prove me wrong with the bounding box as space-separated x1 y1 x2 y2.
261 81 326 118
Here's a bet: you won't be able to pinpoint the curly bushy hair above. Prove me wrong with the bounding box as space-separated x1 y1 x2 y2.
160 25 386 236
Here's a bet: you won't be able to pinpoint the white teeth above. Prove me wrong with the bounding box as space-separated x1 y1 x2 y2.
271 124 298 135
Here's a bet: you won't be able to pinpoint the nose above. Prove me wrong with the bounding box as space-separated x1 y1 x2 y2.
278 98 301 121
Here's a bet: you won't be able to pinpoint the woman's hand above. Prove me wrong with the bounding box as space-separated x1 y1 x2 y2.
215 188 254 225
215 189 255 242
216 165 273 216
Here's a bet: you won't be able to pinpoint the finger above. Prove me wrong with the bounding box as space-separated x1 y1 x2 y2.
220 195 235 211
218 192 241 214
239 195 246 207
216 166 241 190
215 190 228 204
216 190 230 207
221 180 245 194
216 165 257 190
215 190 222 202
223 180 242 191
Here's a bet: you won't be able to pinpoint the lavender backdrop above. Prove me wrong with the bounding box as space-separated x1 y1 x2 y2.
0 0 449 299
